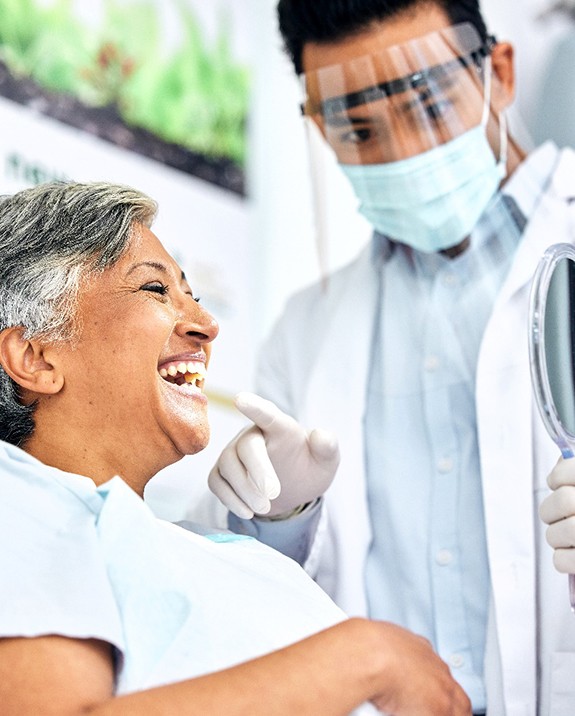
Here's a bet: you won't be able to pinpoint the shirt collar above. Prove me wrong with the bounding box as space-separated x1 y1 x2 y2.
0 439 109 513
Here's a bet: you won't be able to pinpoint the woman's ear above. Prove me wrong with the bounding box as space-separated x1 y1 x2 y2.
490 41 515 111
0 327 64 396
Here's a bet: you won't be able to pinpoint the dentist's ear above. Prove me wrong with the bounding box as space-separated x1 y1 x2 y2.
490 41 515 110
0 327 64 396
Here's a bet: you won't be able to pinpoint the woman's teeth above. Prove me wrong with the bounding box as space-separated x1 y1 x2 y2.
159 361 206 392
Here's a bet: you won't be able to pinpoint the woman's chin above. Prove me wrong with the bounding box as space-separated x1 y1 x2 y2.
168 414 211 458
159 381 211 454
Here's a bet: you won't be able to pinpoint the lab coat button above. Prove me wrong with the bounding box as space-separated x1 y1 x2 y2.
449 653 464 668
443 273 457 287
435 549 453 566
424 355 440 372
437 457 454 473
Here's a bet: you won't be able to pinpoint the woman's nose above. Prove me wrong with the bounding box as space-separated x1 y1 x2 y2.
176 301 219 345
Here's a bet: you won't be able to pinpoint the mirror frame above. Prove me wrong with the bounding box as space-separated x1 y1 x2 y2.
529 242 575 458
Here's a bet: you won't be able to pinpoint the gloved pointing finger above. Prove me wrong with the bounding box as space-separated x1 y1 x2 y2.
234 392 284 432
209 392 340 519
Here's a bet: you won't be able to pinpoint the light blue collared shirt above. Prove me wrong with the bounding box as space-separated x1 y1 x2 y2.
364 143 560 711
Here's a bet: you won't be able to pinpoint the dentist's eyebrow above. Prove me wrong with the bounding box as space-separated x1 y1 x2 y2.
325 114 373 128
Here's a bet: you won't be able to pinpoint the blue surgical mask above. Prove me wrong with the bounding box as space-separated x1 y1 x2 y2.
339 122 507 253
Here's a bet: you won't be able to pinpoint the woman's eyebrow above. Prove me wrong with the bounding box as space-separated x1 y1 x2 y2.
126 261 168 276
126 262 187 284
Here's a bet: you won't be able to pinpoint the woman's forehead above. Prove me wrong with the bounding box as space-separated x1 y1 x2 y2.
123 225 182 275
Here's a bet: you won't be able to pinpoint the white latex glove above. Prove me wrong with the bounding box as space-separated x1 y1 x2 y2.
539 457 575 573
208 392 340 519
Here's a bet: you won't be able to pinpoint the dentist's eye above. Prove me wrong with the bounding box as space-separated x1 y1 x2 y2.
141 282 169 295
340 127 373 145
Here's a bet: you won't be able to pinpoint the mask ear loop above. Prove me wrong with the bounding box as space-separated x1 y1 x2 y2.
481 55 508 176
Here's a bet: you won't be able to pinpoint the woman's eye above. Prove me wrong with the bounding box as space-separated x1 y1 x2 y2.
141 282 169 296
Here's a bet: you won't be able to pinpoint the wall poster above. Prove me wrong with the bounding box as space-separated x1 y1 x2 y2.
0 0 255 522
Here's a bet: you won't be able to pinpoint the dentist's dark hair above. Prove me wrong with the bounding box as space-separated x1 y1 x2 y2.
277 0 489 74
0 181 157 447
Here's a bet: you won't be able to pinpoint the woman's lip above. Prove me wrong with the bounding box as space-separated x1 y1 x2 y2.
160 379 208 401
158 351 206 369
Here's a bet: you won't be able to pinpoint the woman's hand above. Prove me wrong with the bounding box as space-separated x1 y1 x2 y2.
356 619 471 715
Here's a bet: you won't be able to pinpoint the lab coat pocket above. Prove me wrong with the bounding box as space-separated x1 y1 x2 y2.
549 652 575 715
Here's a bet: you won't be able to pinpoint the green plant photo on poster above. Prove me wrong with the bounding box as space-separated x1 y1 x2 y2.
0 0 250 194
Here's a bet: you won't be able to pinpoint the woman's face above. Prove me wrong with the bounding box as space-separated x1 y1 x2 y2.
51 223 219 483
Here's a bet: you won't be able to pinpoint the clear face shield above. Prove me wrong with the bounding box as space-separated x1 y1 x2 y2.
299 23 510 255
301 23 496 165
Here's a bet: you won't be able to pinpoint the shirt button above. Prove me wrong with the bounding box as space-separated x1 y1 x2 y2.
424 355 440 372
443 273 458 287
449 653 465 668
437 457 454 474
435 549 453 566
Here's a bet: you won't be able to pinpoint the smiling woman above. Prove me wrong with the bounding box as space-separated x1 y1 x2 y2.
0 183 219 492
0 181 470 716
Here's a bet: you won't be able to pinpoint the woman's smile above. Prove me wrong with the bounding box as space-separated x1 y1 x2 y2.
158 352 208 395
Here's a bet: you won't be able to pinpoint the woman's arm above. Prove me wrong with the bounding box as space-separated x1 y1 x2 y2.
0 619 470 716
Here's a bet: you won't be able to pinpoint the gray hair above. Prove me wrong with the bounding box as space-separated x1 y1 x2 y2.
0 181 158 446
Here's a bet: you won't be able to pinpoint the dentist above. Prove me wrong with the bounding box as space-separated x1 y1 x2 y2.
209 1 575 714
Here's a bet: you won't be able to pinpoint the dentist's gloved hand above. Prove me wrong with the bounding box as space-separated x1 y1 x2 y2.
208 392 339 519
539 457 575 573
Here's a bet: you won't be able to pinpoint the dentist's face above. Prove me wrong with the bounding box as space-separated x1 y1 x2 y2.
301 3 510 165
54 223 219 483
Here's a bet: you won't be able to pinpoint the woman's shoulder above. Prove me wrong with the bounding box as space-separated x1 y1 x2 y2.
0 440 101 525
0 440 124 648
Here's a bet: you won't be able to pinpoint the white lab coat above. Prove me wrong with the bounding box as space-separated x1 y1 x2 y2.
256 147 575 716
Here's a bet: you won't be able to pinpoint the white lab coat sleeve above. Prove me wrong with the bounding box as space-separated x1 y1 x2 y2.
256 285 322 417
254 247 378 594
256 327 293 414
252 283 337 573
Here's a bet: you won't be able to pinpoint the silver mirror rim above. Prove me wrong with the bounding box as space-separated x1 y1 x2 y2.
529 242 575 457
